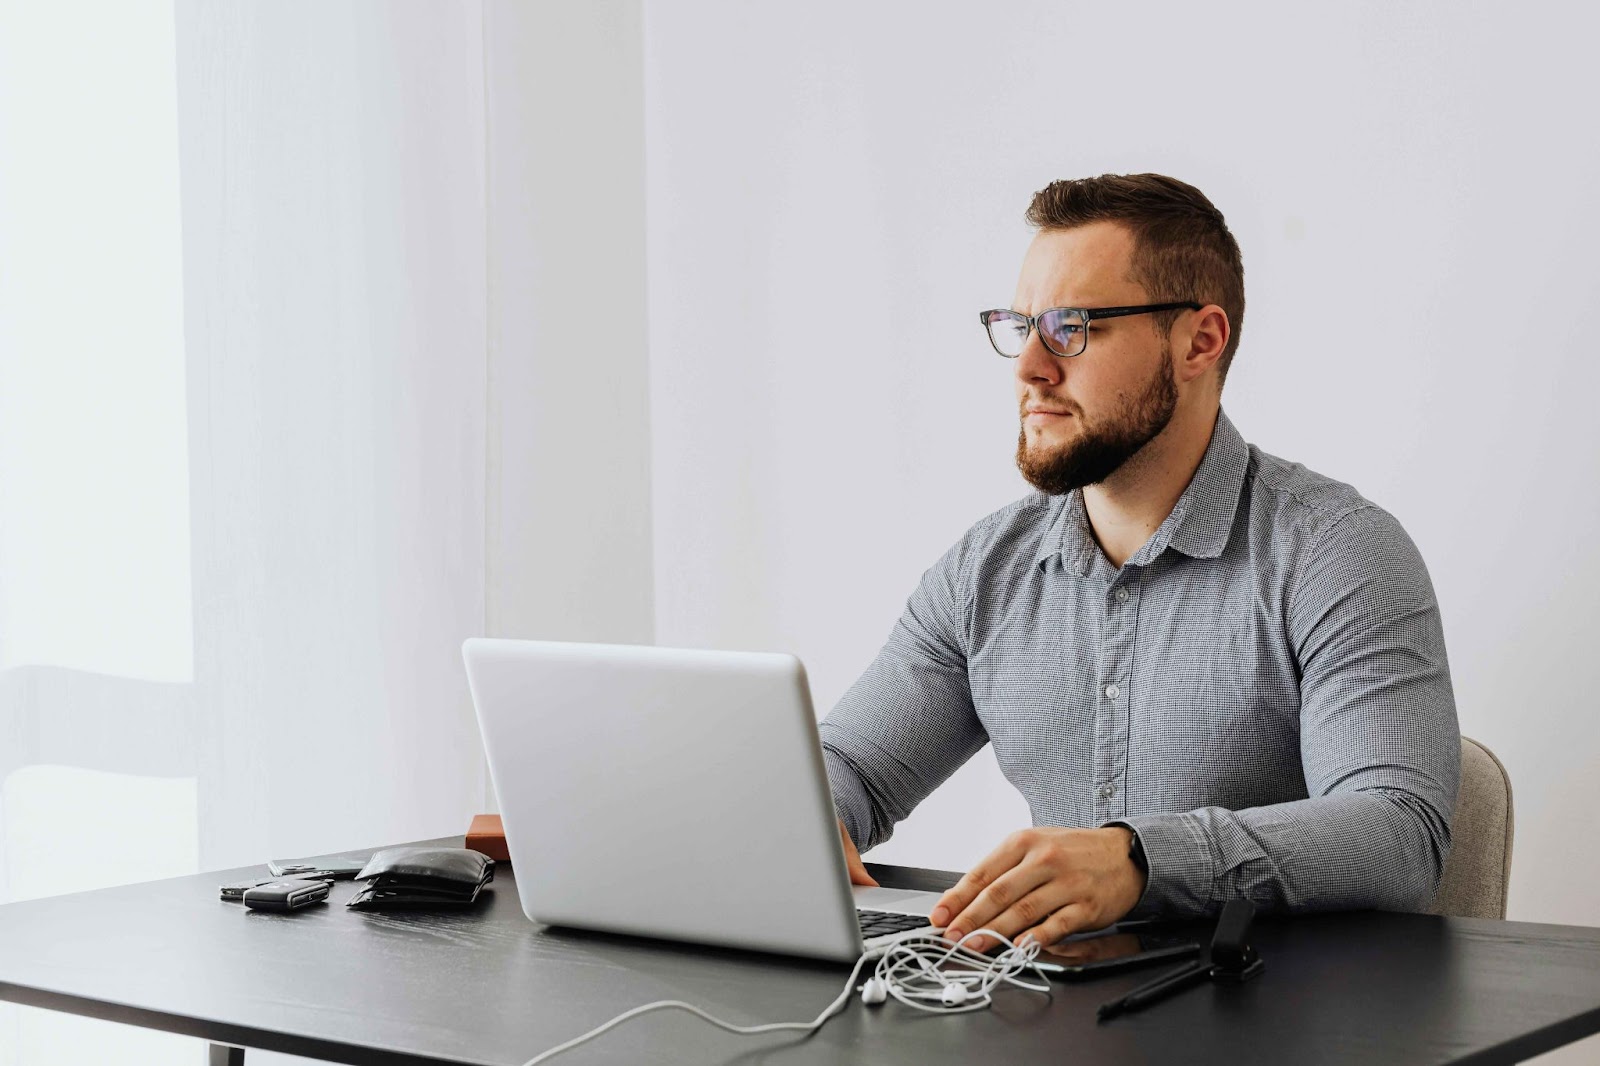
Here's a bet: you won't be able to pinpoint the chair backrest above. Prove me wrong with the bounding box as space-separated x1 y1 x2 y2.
1424 736 1514 919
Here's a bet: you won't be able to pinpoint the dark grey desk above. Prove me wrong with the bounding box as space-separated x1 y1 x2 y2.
2 838 1599 1065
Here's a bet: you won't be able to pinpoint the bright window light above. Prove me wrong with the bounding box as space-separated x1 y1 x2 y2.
0 0 193 682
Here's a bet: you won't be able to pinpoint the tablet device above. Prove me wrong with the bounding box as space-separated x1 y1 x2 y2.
1032 929 1201 979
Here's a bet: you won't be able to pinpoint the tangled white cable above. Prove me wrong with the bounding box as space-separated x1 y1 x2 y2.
864 928 1051 1014
518 929 1052 1066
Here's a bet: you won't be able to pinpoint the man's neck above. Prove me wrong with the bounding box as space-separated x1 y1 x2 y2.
1081 402 1221 570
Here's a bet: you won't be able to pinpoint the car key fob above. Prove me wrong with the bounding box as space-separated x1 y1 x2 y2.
220 878 282 901
242 878 331 912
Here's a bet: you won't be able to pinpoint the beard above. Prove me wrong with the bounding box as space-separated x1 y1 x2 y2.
1014 353 1179 496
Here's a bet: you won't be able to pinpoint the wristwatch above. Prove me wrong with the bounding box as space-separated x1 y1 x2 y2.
1126 828 1149 877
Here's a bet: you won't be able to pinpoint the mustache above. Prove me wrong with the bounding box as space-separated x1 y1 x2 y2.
1019 394 1078 416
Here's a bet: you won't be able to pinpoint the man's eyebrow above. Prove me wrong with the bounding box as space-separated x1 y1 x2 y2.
1014 299 1111 313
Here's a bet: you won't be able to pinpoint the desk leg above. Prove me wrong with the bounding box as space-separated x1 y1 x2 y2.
209 1044 245 1066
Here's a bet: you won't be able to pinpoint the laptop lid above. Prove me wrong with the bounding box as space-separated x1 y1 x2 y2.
462 638 867 963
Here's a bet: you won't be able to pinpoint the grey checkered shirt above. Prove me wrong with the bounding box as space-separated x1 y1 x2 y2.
819 408 1459 917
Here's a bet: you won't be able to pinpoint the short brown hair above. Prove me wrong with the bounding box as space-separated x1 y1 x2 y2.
1025 173 1245 386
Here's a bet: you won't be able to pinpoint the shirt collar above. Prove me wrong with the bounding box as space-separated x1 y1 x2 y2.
1034 407 1250 575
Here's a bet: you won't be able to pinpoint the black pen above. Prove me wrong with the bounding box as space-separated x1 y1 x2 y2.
1096 958 1212 1021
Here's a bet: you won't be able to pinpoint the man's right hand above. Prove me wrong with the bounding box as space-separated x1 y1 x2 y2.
838 818 879 887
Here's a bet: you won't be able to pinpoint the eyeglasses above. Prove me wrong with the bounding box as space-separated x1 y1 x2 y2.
978 302 1202 358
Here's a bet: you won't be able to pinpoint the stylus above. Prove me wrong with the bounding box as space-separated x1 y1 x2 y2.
1096 958 1211 1021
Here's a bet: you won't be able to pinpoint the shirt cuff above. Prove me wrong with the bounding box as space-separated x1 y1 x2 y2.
820 745 876 852
1101 813 1217 918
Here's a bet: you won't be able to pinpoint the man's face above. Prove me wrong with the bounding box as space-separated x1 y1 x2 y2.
1011 222 1179 496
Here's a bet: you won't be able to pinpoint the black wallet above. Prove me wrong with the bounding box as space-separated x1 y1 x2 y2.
346 846 494 908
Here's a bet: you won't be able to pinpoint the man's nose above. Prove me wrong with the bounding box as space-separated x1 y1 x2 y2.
1014 328 1064 386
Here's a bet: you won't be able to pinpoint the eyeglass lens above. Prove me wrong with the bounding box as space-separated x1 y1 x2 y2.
987 309 1087 357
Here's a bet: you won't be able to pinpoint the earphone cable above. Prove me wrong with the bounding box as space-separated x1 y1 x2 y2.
519 951 875 1066
519 928 1050 1066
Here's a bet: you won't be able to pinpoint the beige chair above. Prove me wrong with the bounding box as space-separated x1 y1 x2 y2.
1423 736 1514 919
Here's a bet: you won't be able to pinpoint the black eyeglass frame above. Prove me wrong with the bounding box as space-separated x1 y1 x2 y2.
978 302 1203 358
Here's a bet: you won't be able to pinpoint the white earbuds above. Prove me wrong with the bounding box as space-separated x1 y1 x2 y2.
857 929 1048 1016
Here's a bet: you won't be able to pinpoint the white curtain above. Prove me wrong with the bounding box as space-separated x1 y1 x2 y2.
1 0 652 1060
1 1 492 1061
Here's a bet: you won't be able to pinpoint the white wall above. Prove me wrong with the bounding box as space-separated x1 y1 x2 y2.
643 0 1600 948
483 0 653 651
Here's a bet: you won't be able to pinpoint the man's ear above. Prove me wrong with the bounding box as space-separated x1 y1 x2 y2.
1178 305 1229 384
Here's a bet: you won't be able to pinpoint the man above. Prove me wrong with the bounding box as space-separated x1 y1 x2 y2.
819 173 1459 954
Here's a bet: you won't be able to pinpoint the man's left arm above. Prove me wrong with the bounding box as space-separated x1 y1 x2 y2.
1112 504 1461 918
934 505 1460 948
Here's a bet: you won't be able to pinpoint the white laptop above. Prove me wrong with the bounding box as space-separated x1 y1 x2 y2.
462 638 946 963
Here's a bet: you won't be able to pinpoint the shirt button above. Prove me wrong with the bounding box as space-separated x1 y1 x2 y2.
1115 587 1129 603
1098 784 1116 799
1103 683 1120 699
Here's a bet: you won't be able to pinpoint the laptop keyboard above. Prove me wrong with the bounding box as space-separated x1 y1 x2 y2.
857 908 934 939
